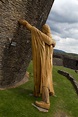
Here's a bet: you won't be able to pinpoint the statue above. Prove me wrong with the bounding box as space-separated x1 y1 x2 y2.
18 19 56 110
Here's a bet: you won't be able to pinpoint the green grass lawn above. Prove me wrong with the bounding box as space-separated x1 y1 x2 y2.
0 62 78 117
54 65 78 82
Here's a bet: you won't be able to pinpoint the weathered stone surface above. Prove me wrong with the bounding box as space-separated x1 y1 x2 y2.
53 58 63 66
75 70 78 73
0 71 29 90
53 51 78 70
63 57 78 70
58 70 78 94
0 0 55 88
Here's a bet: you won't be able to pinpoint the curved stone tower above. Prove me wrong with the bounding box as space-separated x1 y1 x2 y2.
0 0 55 88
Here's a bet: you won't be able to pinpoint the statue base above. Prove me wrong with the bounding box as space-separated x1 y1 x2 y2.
32 103 48 112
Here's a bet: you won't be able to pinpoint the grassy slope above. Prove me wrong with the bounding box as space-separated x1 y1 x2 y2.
0 62 78 117
55 66 78 82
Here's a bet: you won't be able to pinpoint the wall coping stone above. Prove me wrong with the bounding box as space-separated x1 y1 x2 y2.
58 70 78 95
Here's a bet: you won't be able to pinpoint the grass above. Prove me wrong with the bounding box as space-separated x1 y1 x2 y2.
54 65 78 82
0 62 78 117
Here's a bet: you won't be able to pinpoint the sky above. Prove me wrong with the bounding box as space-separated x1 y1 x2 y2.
47 0 78 54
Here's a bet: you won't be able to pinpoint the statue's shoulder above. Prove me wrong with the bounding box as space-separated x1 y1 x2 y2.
31 26 39 32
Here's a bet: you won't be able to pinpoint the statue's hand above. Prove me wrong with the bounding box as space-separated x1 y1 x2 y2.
52 40 56 47
18 19 32 30
18 19 28 26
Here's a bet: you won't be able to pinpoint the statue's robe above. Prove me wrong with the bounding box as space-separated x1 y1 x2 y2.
30 26 55 96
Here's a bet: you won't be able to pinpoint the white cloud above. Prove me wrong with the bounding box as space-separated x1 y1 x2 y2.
47 0 78 54
53 34 78 54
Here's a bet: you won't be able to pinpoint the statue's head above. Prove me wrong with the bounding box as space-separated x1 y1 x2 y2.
42 24 51 34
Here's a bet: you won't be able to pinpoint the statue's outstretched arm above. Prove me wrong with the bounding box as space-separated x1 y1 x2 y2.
18 19 32 30
39 30 56 46
18 20 56 47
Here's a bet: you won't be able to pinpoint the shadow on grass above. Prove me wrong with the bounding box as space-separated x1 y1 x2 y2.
9 87 41 102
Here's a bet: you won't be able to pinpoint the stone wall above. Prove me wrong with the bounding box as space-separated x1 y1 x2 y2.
53 53 78 70
53 58 63 66
0 0 55 87
58 70 78 94
63 57 78 70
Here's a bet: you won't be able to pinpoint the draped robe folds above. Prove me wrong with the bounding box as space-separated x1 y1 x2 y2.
30 26 55 96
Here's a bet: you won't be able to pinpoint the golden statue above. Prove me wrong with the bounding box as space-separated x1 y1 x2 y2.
18 20 56 110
